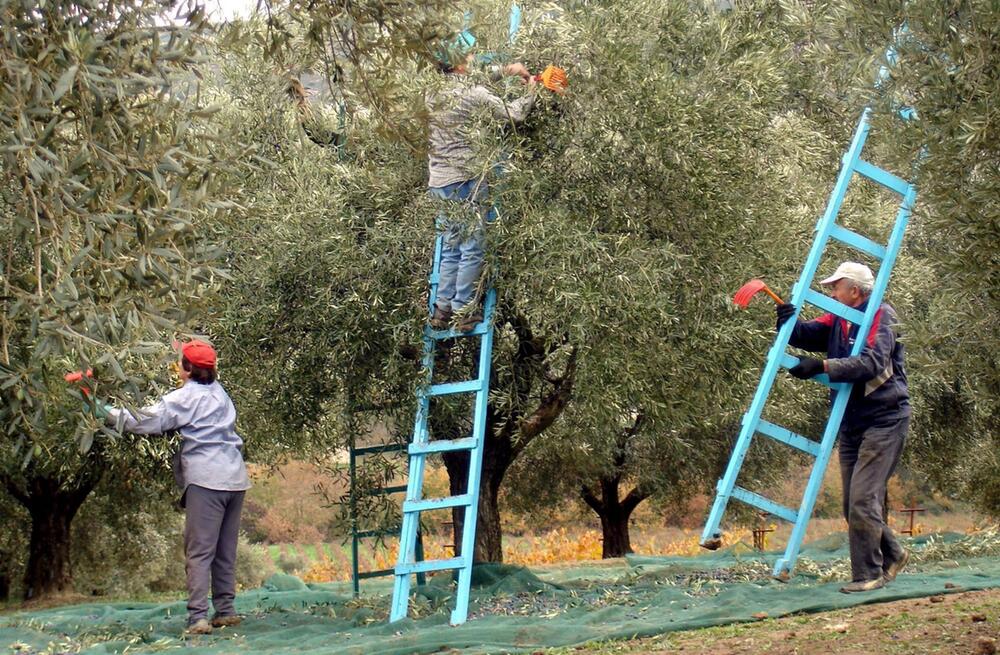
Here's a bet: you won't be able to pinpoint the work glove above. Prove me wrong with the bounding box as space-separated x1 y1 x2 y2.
789 356 824 379
775 303 797 329
81 398 112 421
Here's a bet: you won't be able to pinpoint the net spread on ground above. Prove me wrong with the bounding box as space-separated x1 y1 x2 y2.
2 532 999 654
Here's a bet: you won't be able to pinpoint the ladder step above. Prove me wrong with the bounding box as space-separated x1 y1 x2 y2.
395 557 466 575
409 437 478 455
755 419 821 457
853 159 911 196
352 443 408 456
362 484 408 497
404 494 473 513
357 568 395 580
730 486 798 524
779 354 836 388
802 289 866 325
428 323 491 339
829 224 887 261
428 379 483 396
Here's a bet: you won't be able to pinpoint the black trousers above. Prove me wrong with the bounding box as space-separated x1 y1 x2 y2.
838 416 908 581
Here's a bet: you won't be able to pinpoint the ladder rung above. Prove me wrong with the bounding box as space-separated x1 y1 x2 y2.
428 379 483 396
829 224 887 261
755 419 821 457
802 289 866 325
853 159 911 196
404 494 473 513
409 437 478 455
779 354 836 388
731 486 798 524
352 443 408 456
354 527 401 539
362 484 408 497
428 322 491 339
395 557 466 575
358 568 395 580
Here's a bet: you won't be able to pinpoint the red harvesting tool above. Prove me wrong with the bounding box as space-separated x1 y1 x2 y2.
64 369 94 396
733 279 784 308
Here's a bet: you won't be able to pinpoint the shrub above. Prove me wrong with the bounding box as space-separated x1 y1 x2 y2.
277 548 307 575
236 534 276 589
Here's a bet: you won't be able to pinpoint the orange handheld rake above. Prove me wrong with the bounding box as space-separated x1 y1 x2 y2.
733 279 784 308
534 65 568 92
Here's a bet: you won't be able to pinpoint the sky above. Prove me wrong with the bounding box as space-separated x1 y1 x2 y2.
204 0 258 21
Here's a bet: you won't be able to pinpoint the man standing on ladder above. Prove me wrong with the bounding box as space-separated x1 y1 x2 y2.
776 261 911 593
427 32 536 333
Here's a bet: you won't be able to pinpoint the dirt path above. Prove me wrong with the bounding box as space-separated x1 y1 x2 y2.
576 588 999 654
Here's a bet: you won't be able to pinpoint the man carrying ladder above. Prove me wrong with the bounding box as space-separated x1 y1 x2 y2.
776 261 911 593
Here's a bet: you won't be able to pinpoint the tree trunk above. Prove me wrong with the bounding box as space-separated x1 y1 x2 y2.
598 505 633 558
443 418 511 563
4 465 103 600
0 554 9 602
582 475 649 559
438 310 576 564
24 497 76 599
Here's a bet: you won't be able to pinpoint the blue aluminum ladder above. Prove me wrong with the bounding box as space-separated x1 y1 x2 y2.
700 48 917 579
389 234 496 625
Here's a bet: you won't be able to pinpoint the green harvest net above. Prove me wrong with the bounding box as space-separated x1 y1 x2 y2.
3 532 999 654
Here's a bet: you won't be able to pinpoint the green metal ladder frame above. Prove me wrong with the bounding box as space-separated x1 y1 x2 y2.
347 439 425 596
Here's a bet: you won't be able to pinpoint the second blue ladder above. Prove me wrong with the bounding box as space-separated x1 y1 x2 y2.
700 99 917 577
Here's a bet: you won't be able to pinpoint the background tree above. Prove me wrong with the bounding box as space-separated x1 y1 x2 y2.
0 0 240 598
803 0 1000 517
213 0 891 560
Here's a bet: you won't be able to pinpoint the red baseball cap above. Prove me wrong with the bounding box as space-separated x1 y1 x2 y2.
173 339 217 368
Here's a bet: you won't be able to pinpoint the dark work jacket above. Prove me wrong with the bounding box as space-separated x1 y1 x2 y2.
788 299 910 431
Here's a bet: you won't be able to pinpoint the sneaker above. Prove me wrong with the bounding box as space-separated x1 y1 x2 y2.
185 618 213 635
883 548 910 581
457 309 484 333
430 306 452 330
840 577 886 593
210 614 242 628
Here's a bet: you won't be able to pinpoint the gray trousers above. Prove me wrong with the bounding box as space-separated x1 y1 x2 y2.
183 485 245 622
838 416 908 582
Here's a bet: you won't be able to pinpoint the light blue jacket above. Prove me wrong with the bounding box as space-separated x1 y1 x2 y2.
109 381 251 493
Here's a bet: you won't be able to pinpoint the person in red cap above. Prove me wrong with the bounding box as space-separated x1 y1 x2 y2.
103 339 250 635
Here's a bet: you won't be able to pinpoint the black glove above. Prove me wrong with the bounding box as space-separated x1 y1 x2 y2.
775 303 797 329
789 356 824 379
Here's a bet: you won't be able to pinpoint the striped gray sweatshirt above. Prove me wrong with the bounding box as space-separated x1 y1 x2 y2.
427 79 535 188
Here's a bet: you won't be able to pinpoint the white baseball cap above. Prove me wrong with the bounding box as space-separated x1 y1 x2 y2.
819 262 875 287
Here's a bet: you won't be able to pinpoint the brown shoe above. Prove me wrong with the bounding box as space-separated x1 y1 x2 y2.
211 614 242 628
840 577 886 593
883 548 910 581
185 618 213 635
457 309 483 333
430 306 452 330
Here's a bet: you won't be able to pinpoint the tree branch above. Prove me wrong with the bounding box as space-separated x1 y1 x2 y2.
511 346 577 460
621 486 652 517
0 471 29 506
580 484 603 514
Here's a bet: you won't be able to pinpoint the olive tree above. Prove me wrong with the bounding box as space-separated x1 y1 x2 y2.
0 0 240 598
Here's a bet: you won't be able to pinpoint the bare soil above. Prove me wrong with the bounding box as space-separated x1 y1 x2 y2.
570 588 1000 654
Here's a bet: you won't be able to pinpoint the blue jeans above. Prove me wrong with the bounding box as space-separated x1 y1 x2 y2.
429 179 497 312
